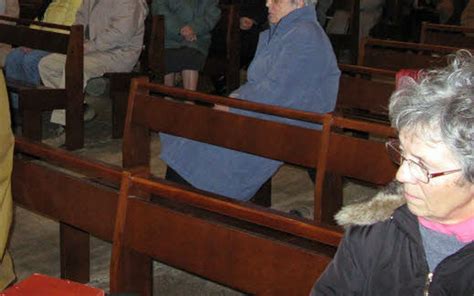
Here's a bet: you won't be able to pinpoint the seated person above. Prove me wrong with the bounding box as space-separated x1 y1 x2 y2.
5 0 83 89
152 0 221 91
0 0 19 68
312 50 474 294
38 0 148 126
160 0 340 201
0 71 16 290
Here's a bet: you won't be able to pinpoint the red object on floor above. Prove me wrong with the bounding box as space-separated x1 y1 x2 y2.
1 273 104 296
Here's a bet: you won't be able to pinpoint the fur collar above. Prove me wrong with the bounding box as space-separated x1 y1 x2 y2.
335 181 406 227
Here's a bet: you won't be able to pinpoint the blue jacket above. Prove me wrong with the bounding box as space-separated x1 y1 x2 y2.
160 5 340 200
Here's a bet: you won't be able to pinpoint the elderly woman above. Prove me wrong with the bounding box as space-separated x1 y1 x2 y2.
312 50 473 295
160 0 340 201
152 0 221 91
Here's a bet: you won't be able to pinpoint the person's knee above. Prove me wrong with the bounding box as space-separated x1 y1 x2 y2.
4 49 26 79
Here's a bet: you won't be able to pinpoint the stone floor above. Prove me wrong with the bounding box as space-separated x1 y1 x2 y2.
8 87 379 295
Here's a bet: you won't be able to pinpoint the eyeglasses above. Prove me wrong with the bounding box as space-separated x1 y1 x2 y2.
385 139 462 184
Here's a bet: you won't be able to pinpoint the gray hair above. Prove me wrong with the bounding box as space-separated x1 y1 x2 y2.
389 50 474 182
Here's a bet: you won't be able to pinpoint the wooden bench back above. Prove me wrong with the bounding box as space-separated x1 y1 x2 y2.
336 64 396 123
312 115 397 221
122 78 326 170
0 16 84 149
12 137 341 296
109 170 341 296
123 78 398 224
358 37 464 71
420 21 474 49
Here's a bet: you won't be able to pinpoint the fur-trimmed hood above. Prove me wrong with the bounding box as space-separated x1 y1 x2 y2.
335 181 406 227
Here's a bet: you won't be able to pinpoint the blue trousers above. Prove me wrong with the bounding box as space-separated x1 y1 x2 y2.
4 48 50 108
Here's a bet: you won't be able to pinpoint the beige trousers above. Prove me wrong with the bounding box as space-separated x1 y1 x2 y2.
39 53 111 125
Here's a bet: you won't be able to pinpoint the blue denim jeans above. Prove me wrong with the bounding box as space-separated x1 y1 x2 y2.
4 48 50 108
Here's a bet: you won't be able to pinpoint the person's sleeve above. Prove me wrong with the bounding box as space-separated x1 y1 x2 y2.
0 72 13 259
311 227 366 295
187 0 221 36
5 0 20 18
84 0 147 53
233 25 329 109
152 0 185 41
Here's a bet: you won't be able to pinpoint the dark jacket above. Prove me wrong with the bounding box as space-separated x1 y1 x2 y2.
312 186 474 295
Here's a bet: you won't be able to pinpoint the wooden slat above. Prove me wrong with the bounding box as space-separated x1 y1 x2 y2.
420 21 474 49
132 94 323 167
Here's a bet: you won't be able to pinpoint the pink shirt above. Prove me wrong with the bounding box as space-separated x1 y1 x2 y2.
419 216 474 243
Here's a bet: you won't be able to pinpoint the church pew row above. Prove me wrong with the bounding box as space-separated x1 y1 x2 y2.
12 136 341 295
358 37 471 71
0 15 84 150
122 78 397 225
420 21 474 49
336 63 396 124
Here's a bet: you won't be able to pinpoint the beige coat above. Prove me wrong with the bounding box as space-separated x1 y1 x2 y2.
0 72 15 290
0 0 19 67
75 0 149 73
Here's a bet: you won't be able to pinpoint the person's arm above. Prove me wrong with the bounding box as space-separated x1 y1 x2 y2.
234 25 333 109
311 227 367 295
5 0 19 18
84 0 147 53
152 0 186 42
186 0 221 37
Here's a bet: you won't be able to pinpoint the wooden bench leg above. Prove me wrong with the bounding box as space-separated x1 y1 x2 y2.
60 223 90 283
111 89 128 139
65 105 84 150
321 172 343 225
21 110 42 141
110 248 153 296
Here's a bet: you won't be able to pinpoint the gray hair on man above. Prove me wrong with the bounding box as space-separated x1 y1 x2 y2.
389 50 474 182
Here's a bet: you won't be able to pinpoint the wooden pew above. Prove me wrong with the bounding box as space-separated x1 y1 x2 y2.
108 14 165 138
420 21 474 48
358 37 466 71
0 16 84 150
122 77 336 221
336 63 396 124
109 171 341 295
12 137 341 294
122 78 397 225
201 4 241 94
313 115 397 220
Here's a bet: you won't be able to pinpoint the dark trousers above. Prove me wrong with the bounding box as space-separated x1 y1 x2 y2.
165 166 271 207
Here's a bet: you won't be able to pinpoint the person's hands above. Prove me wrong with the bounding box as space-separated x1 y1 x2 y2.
180 25 197 42
239 17 254 30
